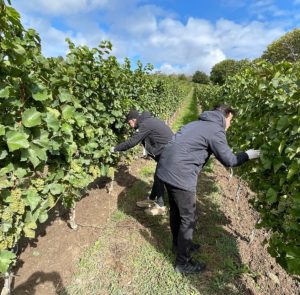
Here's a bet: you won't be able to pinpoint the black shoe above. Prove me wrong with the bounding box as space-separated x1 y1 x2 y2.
190 243 201 253
175 259 206 274
172 243 201 254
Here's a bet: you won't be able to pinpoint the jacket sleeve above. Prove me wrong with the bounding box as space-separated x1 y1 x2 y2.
114 125 150 152
209 130 249 167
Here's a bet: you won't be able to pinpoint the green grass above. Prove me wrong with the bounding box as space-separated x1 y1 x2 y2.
62 175 200 295
111 210 127 222
60 230 118 295
139 162 156 179
193 170 250 294
63 166 250 295
131 243 199 295
172 88 199 131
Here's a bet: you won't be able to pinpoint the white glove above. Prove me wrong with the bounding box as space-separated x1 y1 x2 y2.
142 147 148 157
246 149 261 160
110 147 115 153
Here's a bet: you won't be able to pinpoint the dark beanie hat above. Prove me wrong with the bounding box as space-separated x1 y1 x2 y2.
126 109 140 121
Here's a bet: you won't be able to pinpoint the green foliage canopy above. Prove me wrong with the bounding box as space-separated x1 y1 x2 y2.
192 70 210 84
261 29 300 63
210 59 250 85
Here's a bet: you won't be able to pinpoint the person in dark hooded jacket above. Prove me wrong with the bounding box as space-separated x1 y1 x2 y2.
111 110 174 214
156 104 260 274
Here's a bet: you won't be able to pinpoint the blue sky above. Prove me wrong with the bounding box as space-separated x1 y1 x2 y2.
12 0 300 74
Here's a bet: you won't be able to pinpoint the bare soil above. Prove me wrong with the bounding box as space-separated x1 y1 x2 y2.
9 161 142 295
212 161 299 295
3 158 299 295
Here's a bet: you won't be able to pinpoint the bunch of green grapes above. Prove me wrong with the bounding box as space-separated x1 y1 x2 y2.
70 161 82 173
11 189 22 200
9 189 26 215
16 198 25 215
1 208 13 223
30 186 38 193
0 230 19 250
31 178 45 192
0 231 5 251
0 210 18 250
89 165 101 178
47 194 56 209
107 167 115 179
0 240 8 251
5 235 14 248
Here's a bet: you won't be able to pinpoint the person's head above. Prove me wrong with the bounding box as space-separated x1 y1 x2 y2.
126 109 140 128
213 104 236 130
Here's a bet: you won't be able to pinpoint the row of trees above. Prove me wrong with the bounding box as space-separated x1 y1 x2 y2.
192 29 300 86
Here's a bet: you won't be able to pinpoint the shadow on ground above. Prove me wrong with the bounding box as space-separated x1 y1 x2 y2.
115 163 253 294
7 174 114 295
12 271 66 295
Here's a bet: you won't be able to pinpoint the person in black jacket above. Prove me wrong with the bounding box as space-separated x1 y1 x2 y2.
156 104 260 274
111 110 174 215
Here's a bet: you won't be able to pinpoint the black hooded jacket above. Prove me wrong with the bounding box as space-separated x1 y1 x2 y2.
156 110 249 192
114 112 174 157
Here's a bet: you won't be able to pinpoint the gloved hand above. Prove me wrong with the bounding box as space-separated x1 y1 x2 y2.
110 147 115 153
246 149 261 160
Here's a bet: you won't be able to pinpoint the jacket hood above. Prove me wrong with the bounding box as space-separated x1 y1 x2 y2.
136 111 153 127
199 110 226 129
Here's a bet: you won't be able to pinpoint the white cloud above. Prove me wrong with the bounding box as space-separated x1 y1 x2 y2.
111 5 159 36
12 0 289 74
215 19 284 59
134 18 226 74
14 0 110 16
131 17 284 74
20 14 107 57
155 63 179 74
250 0 290 20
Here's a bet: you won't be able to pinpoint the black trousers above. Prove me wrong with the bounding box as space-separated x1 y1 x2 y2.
165 182 196 264
148 155 164 207
149 173 165 206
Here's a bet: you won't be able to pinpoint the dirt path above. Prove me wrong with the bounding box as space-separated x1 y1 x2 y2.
8 157 299 295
